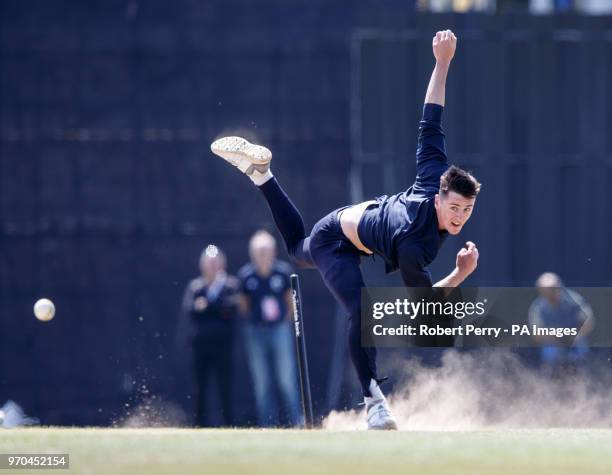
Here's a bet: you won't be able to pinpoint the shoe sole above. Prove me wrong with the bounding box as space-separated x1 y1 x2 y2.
210 136 271 175
369 420 398 431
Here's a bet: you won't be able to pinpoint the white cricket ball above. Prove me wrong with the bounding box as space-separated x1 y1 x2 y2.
34 298 55 322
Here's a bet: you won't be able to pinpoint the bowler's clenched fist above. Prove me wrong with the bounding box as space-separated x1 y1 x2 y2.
433 29 457 65
456 241 478 277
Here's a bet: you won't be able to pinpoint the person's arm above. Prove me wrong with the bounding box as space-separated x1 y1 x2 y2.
433 241 478 288
425 30 456 107
176 283 195 349
181 283 195 315
220 277 242 316
280 264 295 322
236 268 251 318
414 30 457 193
398 239 477 290
570 292 595 340
238 293 250 318
398 244 434 287
576 312 594 340
284 289 294 322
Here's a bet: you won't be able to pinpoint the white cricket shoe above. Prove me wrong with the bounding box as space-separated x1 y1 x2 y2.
210 136 272 176
365 379 398 430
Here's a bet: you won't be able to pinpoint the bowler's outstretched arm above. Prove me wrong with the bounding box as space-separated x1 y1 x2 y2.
425 29 456 107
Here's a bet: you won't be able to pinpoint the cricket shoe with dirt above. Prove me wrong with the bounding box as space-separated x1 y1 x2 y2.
366 399 398 430
365 379 398 430
210 136 272 176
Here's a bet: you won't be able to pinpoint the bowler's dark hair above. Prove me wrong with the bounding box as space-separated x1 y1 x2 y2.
439 165 481 198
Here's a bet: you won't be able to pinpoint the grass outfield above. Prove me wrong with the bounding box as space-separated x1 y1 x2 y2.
1 428 612 475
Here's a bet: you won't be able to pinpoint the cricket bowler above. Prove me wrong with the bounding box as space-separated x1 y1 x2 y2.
211 29 481 430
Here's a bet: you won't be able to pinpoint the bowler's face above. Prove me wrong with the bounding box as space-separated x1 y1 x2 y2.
435 191 476 235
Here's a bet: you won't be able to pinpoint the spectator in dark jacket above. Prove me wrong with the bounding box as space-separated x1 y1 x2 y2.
179 244 240 427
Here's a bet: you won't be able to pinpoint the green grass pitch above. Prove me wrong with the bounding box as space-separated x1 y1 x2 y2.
2 428 612 474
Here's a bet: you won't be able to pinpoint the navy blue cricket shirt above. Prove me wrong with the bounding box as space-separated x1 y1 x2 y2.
238 261 292 324
357 103 449 287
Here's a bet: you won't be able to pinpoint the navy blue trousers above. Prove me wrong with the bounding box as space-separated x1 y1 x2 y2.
259 178 377 396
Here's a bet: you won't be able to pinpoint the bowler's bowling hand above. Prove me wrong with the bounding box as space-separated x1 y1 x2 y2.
456 241 479 277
